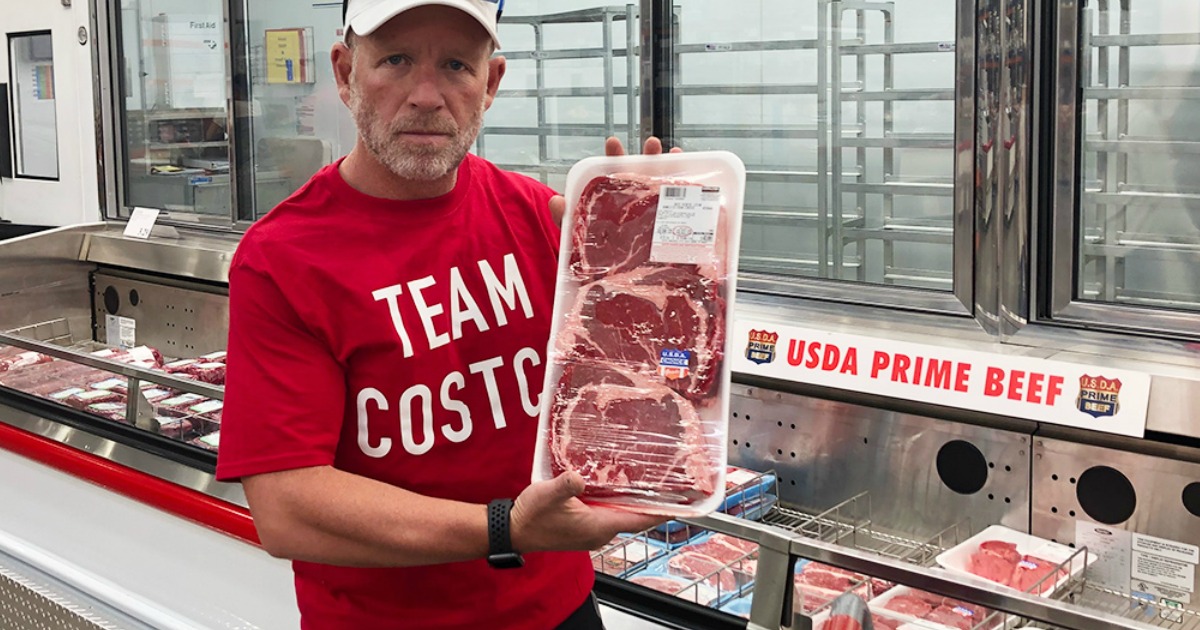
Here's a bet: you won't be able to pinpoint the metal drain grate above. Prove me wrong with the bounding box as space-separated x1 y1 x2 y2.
0 567 123 630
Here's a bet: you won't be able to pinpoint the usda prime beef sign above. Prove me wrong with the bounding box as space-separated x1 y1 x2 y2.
733 321 1151 438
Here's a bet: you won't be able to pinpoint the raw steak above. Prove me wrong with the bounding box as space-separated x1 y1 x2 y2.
548 362 717 505
967 541 1020 585
185 362 226 384
882 593 934 617
1010 555 1066 594
628 574 719 605
557 266 724 401
0 350 52 373
592 538 662 575
629 575 686 595
66 389 124 410
680 534 757 565
667 551 740 593
570 174 710 281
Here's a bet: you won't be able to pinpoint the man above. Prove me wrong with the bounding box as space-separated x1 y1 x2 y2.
215 1 674 628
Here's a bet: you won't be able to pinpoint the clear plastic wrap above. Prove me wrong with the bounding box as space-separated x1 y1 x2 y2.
532 151 745 516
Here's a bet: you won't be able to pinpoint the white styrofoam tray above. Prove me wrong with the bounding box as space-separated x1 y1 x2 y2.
868 585 1001 630
934 525 1095 597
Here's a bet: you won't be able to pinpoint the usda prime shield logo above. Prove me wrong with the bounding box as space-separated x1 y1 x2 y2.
1077 375 1122 418
745 330 779 365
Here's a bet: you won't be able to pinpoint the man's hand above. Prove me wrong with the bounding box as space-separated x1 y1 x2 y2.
548 136 684 228
509 471 667 553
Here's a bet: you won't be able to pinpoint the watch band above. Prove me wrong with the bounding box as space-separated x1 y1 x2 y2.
487 499 524 569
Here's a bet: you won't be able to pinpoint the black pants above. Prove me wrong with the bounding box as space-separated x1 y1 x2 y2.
554 593 605 630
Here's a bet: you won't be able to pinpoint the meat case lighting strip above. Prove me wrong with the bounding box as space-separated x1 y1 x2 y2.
0 421 258 545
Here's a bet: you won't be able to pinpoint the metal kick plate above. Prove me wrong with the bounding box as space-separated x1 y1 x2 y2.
0 566 123 630
93 272 228 358
1033 438 1200 613
728 384 1033 542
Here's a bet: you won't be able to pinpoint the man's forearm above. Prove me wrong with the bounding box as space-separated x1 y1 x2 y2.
244 466 489 568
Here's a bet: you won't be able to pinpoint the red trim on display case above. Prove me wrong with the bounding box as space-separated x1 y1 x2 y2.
0 421 260 545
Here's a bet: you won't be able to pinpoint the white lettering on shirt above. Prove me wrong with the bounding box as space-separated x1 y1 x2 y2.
449 266 490 340
469 356 506 429
408 275 449 351
479 254 533 328
357 388 391 458
355 349 549 459
439 371 472 443
399 384 435 456
371 285 415 358
514 347 542 418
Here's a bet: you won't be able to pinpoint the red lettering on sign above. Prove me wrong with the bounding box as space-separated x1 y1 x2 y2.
955 363 972 392
787 340 806 367
871 351 890 379
1007 370 1026 401
841 348 858 375
1027 372 1044 404
913 357 925 384
822 345 840 371
925 359 951 389
806 342 821 369
1047 375 1064 406
892 354 912 383
984 366 1005 396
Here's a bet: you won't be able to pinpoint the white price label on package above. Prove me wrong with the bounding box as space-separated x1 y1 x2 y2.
124 207 161 239
650 185 721 264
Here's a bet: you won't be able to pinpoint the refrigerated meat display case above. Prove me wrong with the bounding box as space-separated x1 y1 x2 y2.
3 0 1200 628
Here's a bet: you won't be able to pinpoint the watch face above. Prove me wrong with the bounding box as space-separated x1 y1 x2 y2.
488 552 525 570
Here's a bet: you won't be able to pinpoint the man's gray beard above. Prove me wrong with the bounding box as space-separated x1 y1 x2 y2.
349 86 484 182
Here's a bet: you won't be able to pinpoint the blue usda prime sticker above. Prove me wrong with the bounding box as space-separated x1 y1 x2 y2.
659 349 691 380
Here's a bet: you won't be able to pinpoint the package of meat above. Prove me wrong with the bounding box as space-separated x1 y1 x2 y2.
65 388 125 411
627 571 722 607
188 431 220 452
591 535 669 577
183 362 226 385
156 393 208 415
870 586 998 630
0 350 53 374
793 561 874 614
652 468 778 544
532 151 745 516
198 350 227 364
162 359 199 374
87 402 128 423
152 416 194 440
934 525 1088 598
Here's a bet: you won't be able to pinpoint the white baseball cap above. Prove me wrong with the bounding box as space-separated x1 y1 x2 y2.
343 0 503 49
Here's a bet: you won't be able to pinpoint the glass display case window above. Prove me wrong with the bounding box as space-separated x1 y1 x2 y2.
8 31 59 180
1078 2 1200 312
114 1 232 222
667 1 963 299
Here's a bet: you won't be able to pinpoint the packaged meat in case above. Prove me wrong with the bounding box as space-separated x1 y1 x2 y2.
934 525 1089 597
533 151 745 516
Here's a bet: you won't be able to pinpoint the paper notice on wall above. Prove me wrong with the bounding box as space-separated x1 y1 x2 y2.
1132 552 1196 592
1134 534 1200 565
1076 523 1133 593
105 315 136 349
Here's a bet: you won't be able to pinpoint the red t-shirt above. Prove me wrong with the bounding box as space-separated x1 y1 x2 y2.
216 155 593 629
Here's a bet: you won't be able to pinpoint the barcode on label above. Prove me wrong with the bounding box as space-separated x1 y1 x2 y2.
661 186 688 198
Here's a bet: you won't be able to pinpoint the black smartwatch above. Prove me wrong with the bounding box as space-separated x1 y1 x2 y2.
486 499 524 569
